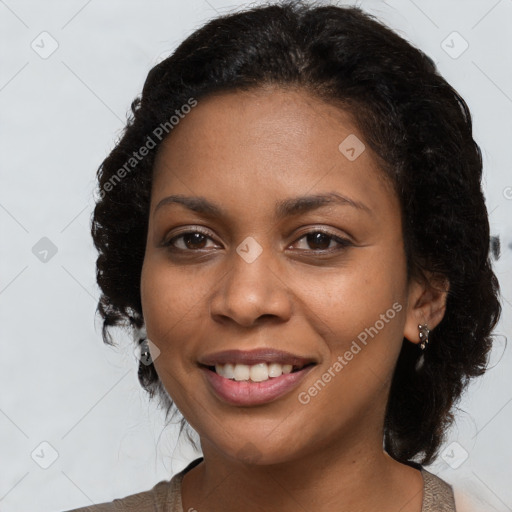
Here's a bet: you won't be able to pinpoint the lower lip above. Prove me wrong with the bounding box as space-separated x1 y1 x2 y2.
200 365 315 406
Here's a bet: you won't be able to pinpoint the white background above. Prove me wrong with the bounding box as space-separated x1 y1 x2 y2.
1 1 511 511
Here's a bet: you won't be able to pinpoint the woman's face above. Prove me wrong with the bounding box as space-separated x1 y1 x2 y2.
140 86 422 465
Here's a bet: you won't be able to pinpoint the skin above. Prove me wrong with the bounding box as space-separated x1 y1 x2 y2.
140 85 448 512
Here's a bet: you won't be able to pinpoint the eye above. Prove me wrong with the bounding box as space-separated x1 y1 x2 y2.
163 227 352 253
291 229 352 252
164 228 218 251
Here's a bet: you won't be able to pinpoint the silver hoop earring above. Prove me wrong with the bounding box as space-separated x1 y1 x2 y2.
140 339 153 365
415 323 430 372
418 323 430 350
135 325 153 366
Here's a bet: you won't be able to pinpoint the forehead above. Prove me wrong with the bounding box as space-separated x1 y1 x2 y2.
151 86 397 218
155 86 363 167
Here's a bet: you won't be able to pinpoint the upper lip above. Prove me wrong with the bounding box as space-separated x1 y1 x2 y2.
198 348 317 368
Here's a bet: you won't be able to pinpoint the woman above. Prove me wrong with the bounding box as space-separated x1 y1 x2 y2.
66 1 501 510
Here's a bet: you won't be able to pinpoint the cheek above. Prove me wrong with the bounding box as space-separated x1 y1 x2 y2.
140 258 203 359
139 260 206 416
302 245 407 373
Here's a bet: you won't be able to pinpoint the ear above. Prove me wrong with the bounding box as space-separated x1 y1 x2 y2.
403 272 450 345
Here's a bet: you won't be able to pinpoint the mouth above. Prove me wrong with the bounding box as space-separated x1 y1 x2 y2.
198 348 318 406
198 348 317 381
201 361 316 382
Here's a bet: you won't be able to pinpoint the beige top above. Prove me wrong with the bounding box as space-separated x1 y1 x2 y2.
63 457 456 512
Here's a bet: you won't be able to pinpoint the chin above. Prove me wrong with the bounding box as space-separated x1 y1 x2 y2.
209 434 307 467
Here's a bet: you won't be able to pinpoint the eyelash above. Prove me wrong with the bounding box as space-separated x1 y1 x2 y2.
163 227 353 254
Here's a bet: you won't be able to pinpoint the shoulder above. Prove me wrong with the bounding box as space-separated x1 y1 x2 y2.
61 479 173 512
61 458 205 512
420 467 457 512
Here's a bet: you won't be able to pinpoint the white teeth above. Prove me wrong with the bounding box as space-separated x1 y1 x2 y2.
214 362 297 381
268 363 283 378
223 363 235 379
250 363 268 382
233 364 250 381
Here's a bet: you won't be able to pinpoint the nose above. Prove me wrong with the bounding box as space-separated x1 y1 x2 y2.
208 241 293 328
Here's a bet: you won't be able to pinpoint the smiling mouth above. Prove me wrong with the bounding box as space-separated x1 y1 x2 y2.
202 362 316 382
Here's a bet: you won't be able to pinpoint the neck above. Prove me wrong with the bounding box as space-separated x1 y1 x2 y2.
181 429 424 512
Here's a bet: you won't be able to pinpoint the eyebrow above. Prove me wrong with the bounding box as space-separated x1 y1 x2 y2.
154 192 372 219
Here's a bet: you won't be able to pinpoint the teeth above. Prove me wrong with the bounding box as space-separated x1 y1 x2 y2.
249 363 268 382
268 362 284 377
214 362 295 381
223 363 235 379
233 364 250 381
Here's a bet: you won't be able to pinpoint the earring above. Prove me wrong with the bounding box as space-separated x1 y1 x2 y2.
418 323 430 350
140 339 153 365
415 324 430 372
135 325 153 366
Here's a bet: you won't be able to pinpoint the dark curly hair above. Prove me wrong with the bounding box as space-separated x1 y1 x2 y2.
90 0 501 465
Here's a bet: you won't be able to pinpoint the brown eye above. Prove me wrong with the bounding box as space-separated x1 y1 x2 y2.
305 232 332 250
165 229 217 251
293 230 352 252
180 232 208 249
